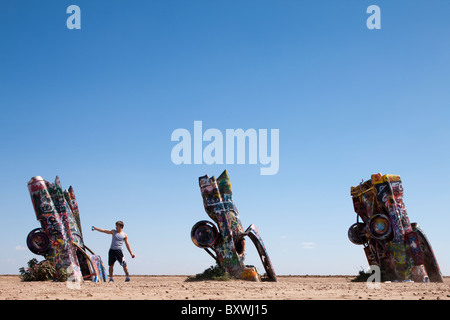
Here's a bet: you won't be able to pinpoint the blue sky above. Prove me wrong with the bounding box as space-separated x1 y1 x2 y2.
1 1 449 276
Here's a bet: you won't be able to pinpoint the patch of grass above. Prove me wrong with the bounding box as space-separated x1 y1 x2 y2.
19 258 70 282
351 268 373 282
351 266 394 282
186 264 235 282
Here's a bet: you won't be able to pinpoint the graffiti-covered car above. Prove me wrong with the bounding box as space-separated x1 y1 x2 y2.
348 173 443 282
27 176 106 282
191 170 277 281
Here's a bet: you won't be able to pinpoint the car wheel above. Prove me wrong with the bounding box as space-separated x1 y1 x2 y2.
26 228 50 255
348 222 367 245
368 214 392 240
191 220 219 248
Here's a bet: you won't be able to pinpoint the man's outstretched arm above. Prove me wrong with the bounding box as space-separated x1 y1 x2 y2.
92 226 114 235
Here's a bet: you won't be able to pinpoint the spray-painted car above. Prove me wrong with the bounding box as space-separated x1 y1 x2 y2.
26 176 107 282
348 173 443 282
191 170 277 281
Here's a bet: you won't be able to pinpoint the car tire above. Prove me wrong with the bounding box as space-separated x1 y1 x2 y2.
368 214 392 241
191 220 219 249
348 222 367 245
26 228 51 255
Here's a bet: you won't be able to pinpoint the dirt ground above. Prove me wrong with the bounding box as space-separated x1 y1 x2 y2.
0 275 449 300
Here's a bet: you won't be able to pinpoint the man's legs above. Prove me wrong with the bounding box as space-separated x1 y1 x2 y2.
108 249 130 282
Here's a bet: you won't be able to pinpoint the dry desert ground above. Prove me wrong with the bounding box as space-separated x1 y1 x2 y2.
0 275 449 300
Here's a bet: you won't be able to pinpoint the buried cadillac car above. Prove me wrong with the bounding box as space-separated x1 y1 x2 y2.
348 173 443 282
191 170 277 281
26 176 107 282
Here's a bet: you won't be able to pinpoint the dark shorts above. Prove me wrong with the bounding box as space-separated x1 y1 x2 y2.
108 249 127 267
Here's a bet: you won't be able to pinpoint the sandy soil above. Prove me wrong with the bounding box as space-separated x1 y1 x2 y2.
0 275 449 300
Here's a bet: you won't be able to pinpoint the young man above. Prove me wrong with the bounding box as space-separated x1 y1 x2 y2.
92 221 135 282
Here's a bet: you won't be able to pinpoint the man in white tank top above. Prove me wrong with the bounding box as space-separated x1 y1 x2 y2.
92 221 135 282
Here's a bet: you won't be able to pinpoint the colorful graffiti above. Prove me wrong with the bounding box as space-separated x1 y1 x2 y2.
348 173 443 282
27 176 107 282
192 170 277 281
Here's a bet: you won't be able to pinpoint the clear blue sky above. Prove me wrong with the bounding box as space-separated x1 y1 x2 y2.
1 1 449 276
